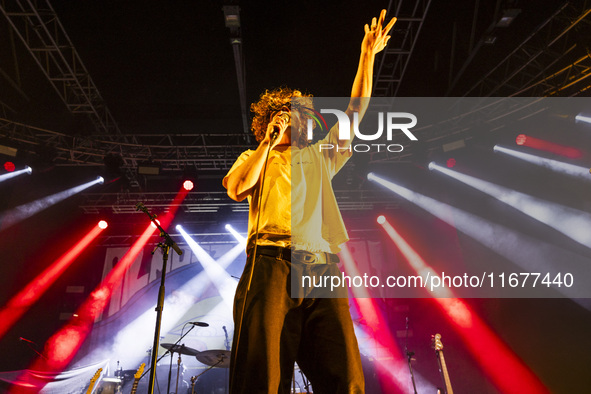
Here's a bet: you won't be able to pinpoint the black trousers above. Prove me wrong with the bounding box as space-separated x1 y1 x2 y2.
229 252 365 394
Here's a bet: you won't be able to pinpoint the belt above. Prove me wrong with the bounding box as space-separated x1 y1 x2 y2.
255 246 291 262
255 246 339 264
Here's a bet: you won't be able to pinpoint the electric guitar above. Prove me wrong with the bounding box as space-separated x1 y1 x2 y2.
432 333 453 394
85 368 102 394
130 363 145 394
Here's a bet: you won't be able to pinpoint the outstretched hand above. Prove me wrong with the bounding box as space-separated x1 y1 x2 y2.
362 9 396 55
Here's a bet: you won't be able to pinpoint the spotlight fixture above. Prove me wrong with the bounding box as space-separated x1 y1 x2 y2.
98 220 108 229
3 161 15 172
183 180 194 191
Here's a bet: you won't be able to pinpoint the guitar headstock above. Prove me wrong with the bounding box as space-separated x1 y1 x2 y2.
134 363 145 379
432 333 443 352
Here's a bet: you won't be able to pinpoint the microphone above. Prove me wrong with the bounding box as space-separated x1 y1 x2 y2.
189 322 209 327
271 113 290 140
19 337 35 344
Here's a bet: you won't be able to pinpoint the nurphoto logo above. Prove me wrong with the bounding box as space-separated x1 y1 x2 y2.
305 108 418 153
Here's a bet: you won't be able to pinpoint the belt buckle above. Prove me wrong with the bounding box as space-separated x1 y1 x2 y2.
292 250 319 264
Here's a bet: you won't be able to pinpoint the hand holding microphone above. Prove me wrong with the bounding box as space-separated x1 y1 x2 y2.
270 112 291 140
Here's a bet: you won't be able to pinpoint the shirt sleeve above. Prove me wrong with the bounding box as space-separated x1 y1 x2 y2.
316 123 352 179
222 149 254 189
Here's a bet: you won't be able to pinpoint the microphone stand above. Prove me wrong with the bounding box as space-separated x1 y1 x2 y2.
404 317 418 394
136 202 183 394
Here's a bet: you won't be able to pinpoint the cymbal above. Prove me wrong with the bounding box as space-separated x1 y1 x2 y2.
195 350 231 368
160 343 200 356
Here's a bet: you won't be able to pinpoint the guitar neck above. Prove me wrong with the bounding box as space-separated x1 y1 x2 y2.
437 350 453 394
85 368 102 394
130 379 140 394
130 363 145 394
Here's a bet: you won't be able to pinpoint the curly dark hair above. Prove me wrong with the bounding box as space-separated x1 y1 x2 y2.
250 87 315 147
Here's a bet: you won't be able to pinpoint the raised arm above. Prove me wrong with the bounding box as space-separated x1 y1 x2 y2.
341 9 396 148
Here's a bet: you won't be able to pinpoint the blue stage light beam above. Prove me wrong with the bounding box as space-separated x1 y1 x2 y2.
225 224 246 246
367 172 591 304
430 162 591 248
575 114 591 124
493 145 590 179
77 235 244 371
0 176 104 231
0 165 32 183
177 225 239 306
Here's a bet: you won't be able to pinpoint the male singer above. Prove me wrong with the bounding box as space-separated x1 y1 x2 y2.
223 10 396 394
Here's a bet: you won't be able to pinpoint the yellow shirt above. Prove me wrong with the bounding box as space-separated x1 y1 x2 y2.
225 147 292 251
224 125 351 253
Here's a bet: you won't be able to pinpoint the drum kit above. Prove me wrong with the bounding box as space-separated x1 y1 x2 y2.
159 343 230 394
96 322 311 393
96 322 230 394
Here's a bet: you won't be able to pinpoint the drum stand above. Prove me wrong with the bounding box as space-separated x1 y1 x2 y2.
189 358 225 394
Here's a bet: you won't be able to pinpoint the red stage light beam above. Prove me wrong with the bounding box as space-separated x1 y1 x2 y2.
0 222 106 340
380 218 549 394
12 187 189 391
339 245 409 393
31 224 156 373
515 134 582 158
